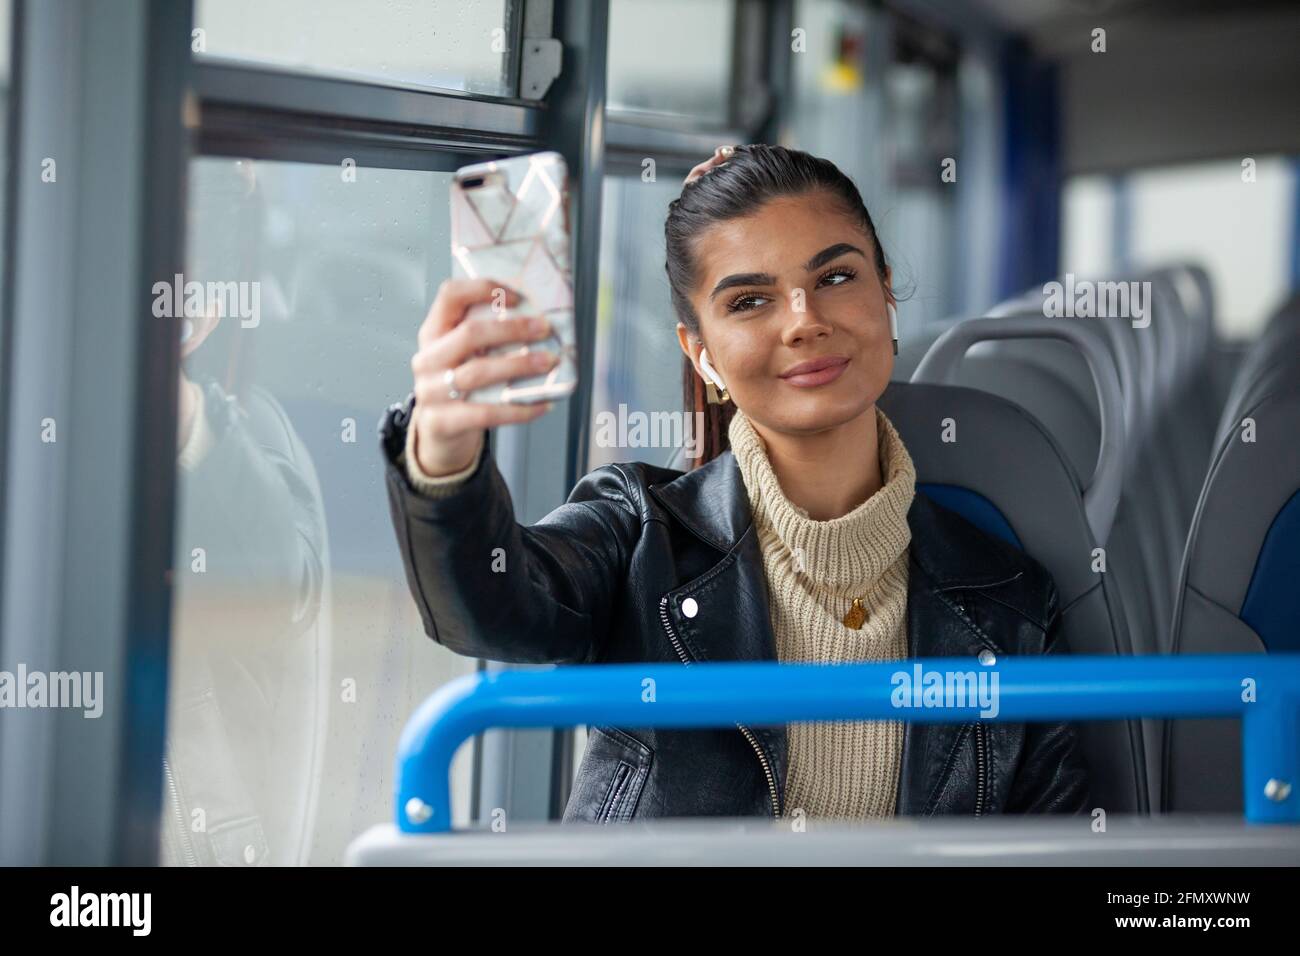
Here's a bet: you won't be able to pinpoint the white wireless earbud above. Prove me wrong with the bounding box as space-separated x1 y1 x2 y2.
699 349 727 391
888 302 899 354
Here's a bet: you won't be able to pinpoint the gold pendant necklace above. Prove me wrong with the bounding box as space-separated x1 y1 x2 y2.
843 597 867 630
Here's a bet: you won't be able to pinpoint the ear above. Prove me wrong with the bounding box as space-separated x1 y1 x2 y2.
883 264 895 307
676 322 704 377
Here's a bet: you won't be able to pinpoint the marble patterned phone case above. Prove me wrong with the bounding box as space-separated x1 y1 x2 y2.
449 150 577 404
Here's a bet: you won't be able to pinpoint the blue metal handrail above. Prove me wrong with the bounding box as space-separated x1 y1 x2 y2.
394 654 1300 833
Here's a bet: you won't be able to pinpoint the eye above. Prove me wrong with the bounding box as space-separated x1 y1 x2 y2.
725 291 771 314
817 265 858 288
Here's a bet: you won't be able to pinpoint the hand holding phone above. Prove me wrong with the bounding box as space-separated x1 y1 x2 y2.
407 277 559 477
405 151 578 477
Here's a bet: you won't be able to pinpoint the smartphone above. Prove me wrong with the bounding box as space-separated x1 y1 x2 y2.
449 150 578 404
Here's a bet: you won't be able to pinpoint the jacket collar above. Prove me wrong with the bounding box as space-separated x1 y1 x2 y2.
648 449 1024 592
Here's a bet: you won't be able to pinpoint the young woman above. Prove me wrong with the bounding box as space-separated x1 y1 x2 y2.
379 144 1089 822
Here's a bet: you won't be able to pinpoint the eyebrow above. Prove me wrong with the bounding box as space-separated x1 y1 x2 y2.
806 242 866 272
708 242 867 300
708 272 773 301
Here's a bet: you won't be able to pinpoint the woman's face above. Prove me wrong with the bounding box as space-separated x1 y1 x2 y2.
676 190 894 437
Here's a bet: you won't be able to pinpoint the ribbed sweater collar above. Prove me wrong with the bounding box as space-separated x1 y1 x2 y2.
728 405 916 596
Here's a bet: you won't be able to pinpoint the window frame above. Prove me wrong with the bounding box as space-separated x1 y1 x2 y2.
603 0 791 179
188 0 614 848
0 0 191 865
189 0 620 850
0 0 608 863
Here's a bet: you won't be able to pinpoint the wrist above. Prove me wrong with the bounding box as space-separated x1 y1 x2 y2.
409 423 483 479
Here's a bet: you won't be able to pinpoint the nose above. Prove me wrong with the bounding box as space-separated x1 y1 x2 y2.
780 293 833 347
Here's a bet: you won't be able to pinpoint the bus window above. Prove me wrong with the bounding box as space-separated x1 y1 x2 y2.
607 0 736 123
168 159 477 865
193 0 513 95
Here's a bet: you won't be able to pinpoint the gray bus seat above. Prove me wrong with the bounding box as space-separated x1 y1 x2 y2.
1163 300 1300 813
978 274 1221 811
889 316 1147 812
878 377 1145 813
1142 271 1217 531
985 276 1217 658
916 299 1161 665
893 316 961 382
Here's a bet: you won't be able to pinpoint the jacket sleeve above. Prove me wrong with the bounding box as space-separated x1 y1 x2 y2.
379 393 641 665
1005 578 1092 814
173 380 330 661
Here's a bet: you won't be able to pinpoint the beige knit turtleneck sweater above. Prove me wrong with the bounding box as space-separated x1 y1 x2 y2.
728 405 916 820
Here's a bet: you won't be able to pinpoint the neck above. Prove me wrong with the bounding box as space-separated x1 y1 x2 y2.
745 408 883 520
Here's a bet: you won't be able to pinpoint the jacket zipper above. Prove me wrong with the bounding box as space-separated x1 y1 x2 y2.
600 763 633 823
659 596 781 819
163 755 199 867
954 595 989 817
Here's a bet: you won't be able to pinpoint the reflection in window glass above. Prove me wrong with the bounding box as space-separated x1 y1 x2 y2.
167 158 476 866
607 0 734 123
193 0 511 95
588 175 685 471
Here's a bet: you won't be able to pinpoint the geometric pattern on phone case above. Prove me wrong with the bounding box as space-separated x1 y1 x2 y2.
450 151 577 404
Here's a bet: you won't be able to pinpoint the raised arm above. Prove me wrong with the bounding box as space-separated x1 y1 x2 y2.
381 394 639 664
381 276 642 665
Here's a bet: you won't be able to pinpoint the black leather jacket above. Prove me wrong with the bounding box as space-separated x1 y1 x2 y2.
380 394 1090 822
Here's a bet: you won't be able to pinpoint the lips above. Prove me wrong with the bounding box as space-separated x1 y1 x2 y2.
779 355 849 387
781 355 849 377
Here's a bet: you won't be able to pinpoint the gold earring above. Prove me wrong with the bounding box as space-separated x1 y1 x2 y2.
704 380 731 404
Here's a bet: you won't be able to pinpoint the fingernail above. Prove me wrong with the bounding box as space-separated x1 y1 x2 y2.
530 317 550 334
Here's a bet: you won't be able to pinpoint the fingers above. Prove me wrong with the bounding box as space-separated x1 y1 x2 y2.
419 277 523 348
414 312 553 383
683 144 736 185
413 346 558 407
409 277 558 458
413 397 552 443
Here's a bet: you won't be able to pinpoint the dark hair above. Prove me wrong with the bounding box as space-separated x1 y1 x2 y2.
664 144 891 468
